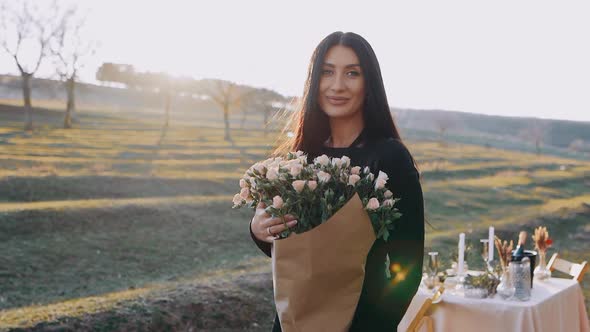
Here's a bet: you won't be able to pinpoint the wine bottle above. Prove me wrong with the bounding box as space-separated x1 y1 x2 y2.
512 231 527 261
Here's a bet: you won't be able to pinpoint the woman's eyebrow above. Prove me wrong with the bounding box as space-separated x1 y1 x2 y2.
323 63 361 68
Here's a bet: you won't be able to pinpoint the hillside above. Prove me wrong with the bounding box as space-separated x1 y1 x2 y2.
0 102 588 330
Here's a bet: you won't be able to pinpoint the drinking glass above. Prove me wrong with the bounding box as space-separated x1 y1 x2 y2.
480 239 491 272
426 252 439 290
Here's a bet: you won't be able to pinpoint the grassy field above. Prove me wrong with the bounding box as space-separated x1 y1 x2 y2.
0 101 589 331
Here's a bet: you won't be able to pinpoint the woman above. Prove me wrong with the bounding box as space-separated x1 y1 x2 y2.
249 31 424 331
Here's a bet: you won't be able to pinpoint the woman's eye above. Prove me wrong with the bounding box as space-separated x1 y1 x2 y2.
322 69 333 75
347 71 361 77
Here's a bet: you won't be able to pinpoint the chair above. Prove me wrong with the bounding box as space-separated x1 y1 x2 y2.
406 285 445 332
547 253 589 282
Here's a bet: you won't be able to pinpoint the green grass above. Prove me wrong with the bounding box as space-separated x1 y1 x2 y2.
0 102 589 329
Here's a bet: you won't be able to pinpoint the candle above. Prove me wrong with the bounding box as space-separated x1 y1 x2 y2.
458 233 465 275
488 226 495 261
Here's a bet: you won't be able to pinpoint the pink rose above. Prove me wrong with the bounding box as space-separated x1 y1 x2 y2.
351 166 361 175
232 194 243 206
366 197 380 210
384 190 393 198
375 178 387 190
240 187 250 199
348 174 361 186
307 180 318 191
239 179 247 188
292 180 306 193
272 195 284 209
382 198 395 207
317 170 331 183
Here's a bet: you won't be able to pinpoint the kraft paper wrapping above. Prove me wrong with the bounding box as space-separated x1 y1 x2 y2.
272 193 377 332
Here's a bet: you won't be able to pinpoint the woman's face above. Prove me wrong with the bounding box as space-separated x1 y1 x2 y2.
318 45 365 119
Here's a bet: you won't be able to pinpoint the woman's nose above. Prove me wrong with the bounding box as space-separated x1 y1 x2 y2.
330 73 346 91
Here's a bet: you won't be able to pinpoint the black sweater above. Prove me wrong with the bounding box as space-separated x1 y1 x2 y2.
249 135 425 331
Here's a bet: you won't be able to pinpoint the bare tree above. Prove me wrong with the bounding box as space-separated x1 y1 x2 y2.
207 80 245 142
0 0 64 130
49 5 95 129
433 112 456 145
519 120 547 155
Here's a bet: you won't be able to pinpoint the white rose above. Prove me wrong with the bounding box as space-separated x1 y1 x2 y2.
314 154 330 166
295 150 305 157
341 156 351 167
351 166 361 175
384 190 393 198
377 171 389 182
239 179 247 188
290 164 303 177
366 197 380 210
292 180 306 193
331 158 342 168
317 170 331 183
253 163 266 175
266 167 279 180
348 174 361 186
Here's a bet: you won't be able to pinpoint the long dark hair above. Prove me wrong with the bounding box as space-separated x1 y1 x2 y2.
275 31 403 158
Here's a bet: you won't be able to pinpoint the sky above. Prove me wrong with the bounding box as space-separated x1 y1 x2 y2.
1 0 589 122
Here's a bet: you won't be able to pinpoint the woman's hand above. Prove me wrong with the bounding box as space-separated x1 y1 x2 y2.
251 201 298 243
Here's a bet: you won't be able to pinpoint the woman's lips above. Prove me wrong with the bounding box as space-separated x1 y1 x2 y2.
326 96 350 106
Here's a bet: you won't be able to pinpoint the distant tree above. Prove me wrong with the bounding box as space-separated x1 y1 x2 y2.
0 0 66 130
96 62 136 87
433 112 456 145
519 120 547 155
49 5 95 129
207 80 245 142
568 139 588 153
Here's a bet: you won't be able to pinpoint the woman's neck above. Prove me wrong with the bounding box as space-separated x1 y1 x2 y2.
327 113 365 148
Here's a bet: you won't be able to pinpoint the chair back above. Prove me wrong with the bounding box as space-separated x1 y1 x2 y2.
406 286 445 332
547 253 588 282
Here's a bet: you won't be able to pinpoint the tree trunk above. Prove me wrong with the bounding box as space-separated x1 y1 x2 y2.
223 106 231 142
164 91 171 128
64 77 76 129
22 73 33 131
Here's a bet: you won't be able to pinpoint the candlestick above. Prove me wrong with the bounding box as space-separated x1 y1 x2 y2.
458 233 465 275
488 226 495 262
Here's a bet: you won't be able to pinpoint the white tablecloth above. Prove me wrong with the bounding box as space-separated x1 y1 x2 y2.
398 277 590 332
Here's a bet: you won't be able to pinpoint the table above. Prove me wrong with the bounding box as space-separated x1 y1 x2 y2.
398 277 590 332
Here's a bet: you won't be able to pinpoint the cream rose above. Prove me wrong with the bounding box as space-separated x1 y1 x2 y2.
292 180 306 193
272 195 284 209
317 170 331 183
348 174 361 186
366 197 380 210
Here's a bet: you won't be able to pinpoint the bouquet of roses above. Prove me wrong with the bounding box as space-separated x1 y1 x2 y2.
233 151 402 332
233 150 402 241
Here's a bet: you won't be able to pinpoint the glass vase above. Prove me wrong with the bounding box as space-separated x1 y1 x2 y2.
496 269 515 300
533 250 551 281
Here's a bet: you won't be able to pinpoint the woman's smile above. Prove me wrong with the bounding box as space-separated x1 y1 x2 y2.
326 96 351 106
